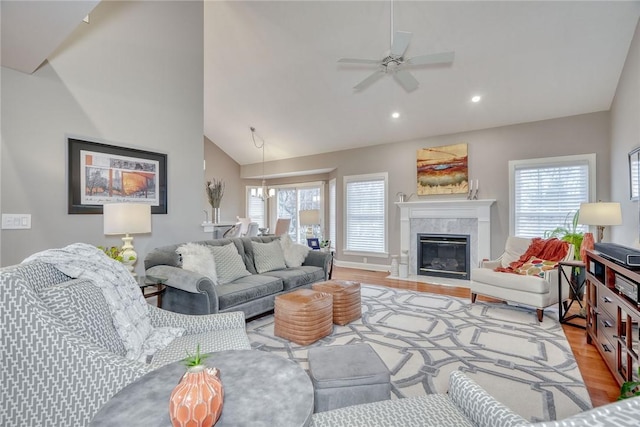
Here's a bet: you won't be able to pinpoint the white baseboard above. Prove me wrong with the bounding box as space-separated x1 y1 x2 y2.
334 259 390 272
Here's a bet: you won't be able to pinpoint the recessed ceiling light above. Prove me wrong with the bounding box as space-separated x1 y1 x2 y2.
471 95 482 103
391 112 400 119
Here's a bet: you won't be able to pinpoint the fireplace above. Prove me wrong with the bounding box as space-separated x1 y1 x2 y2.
417 233 470 280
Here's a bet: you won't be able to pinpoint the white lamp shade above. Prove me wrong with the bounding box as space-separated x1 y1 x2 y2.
103 203 152 235
578 202 622 226
299 209 320 226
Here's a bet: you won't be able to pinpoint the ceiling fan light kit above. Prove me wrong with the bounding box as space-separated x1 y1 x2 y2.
338 1 455 93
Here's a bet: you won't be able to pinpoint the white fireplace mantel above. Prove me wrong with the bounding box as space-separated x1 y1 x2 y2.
397 199 496 275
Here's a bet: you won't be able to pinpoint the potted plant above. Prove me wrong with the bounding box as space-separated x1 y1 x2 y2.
619 367 640 400
544 210 584 260
206 179 225 224
169 344 224 427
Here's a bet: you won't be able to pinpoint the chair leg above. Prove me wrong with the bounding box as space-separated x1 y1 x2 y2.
536 308 544 322
471 292 477 303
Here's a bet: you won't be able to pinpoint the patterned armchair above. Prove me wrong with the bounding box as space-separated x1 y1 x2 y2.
311 370 640 427
0 261 251 425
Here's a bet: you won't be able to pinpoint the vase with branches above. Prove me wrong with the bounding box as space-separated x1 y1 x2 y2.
206 179 225 224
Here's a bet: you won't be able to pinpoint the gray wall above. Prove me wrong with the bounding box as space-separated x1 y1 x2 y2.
204 136 243 224
241 111 611 267
0 1 204 273
611 18 640 247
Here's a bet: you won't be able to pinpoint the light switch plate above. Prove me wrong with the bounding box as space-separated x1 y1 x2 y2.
1 214 31 229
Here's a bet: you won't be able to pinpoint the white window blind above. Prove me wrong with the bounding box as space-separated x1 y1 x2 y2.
329 178 336 250
513 159 590 238
246 187 265 228
344 173 387 254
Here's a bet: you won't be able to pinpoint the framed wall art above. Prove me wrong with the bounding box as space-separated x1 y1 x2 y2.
629 146 640 201
68 138 167 214
417 143 468 196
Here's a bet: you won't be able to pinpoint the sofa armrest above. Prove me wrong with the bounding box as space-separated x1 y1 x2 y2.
147 305 246 334
146 265 220 313
303 250 333 278
480 259 502 269
448 371 528 427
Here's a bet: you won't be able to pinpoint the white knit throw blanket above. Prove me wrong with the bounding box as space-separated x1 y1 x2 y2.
24 243 183 362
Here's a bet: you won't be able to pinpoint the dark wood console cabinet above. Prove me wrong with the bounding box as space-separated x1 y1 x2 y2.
585 249 640 386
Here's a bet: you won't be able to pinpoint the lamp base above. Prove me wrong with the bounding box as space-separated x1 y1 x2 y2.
121 235 138 277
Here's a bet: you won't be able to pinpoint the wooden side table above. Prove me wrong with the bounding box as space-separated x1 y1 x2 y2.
139 276 167 308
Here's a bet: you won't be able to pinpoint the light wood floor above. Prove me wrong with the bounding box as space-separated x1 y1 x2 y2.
331 266 620 407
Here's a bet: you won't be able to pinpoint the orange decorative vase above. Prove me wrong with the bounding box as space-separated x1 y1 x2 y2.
169 365 224 427
580 232 595 262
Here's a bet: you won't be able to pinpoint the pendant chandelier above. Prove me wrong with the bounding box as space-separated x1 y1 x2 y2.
250 126 275 201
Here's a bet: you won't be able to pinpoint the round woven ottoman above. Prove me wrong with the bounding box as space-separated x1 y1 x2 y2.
274 289 333 345
312 280 361 325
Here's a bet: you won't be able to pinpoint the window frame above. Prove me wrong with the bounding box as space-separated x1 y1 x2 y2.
343 172 389 258
508 153 596 237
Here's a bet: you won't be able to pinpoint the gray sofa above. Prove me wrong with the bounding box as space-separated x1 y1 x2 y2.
144 235 333 319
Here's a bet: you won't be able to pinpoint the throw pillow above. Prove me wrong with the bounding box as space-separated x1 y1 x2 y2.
210 242 251 284
279 234 310 268
515 256 558 278
252 240 287 273
39 279 127 356
176 242 218 284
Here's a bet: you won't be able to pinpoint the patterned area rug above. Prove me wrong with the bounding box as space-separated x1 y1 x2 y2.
246 285 592 422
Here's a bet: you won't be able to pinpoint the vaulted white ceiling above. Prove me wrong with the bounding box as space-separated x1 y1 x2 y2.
204 1 640 165
2 1 639 167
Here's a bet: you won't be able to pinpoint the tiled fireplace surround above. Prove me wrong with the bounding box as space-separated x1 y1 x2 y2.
397 199 496 279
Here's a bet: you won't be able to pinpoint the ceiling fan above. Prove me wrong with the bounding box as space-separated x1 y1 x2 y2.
338 2 454 93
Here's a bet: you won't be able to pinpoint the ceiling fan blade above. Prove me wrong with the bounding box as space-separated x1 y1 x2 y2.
390 31 412 57
393 69 419 92
406 51 455 66
338 58 382 65
353 70 385 91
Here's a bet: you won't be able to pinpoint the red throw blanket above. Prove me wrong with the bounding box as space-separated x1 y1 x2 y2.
495 237 569 274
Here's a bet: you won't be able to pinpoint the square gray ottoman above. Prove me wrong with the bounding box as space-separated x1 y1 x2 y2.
308 343 391 412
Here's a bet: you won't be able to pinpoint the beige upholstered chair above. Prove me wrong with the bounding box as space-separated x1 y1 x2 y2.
470 236 574 322
274 218 291 236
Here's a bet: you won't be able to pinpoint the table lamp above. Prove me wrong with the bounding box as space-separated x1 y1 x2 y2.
578 202 622 243
103 203 152 276
299 209 320 239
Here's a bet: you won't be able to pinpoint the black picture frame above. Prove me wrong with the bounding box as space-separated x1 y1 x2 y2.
307 238 320 250
68 138 167 214
629 147 640 201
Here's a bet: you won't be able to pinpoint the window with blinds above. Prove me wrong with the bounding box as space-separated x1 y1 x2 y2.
510 155 594 238
344 173 387 255
246 187 265 228
329 178 336 250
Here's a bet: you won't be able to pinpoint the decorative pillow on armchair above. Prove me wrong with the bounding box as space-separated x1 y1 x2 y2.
514 256 559 278
176 242 218 284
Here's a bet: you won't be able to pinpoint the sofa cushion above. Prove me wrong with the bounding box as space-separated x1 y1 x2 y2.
210 242 251 284
216 275 284 310
252 240 287 273
261 266 325 290
471 267 550 294
279 234 310 268
176 242 218 283
38 278 126 356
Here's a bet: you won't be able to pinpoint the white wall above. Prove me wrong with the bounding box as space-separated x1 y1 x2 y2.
0 1 204 272
611 18 640 247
